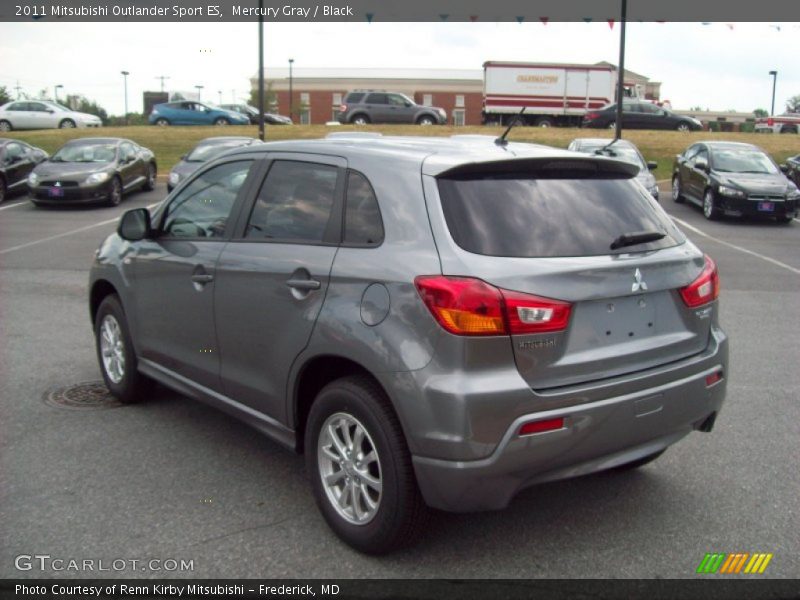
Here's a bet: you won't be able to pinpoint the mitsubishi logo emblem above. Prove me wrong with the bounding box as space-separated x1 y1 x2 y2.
54 182 61 187
632 268 647 293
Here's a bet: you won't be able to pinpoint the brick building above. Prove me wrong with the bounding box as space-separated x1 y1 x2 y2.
251 68 485 125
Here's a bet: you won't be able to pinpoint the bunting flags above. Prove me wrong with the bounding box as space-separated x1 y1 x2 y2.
540 17 548 26
607 19 614 30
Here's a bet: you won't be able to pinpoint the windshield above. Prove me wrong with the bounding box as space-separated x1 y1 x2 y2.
712 149 779 174
576 144 646 170
51 144 117 163
186 142 247 162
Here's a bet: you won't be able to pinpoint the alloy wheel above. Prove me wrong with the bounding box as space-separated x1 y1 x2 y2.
99 315 125 384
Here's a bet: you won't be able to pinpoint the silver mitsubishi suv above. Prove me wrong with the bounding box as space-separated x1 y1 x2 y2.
89 133 728 554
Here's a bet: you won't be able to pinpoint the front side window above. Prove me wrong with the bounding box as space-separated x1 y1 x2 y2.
388 94 408 107
344 171 384 246
28 102 48 112
4 143 25 162
245 160 338 243
161 160 253 239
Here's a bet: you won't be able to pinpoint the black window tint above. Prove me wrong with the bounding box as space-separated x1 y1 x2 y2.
28 103 47 112
345 93 365 103
162 160 253 239
245 161 338 243
7 103 26 111
365 93 387 104
640 103 660 114
684 145 701 162
344 171 384 246
437 174 684 258
5 143 24 161
120 143 135 160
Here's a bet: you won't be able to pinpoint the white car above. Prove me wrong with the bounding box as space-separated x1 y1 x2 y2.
0 100 102 131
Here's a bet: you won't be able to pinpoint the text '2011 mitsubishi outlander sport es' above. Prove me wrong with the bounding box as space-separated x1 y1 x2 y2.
89 133 728 554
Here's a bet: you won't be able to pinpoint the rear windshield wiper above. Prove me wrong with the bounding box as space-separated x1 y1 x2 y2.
610 230 666 250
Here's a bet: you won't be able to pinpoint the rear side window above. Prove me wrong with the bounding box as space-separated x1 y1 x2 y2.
437 174 684 258
245 160 338 243
365 93 388 104
344 171 384 246
345 93 365 103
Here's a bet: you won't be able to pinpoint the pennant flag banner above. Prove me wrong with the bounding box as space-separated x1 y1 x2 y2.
540 17 549 25
516 16 524 23
469 15 478 22
583 17 592 23
607 19 614 29
365 12 373 22
439 13 448 21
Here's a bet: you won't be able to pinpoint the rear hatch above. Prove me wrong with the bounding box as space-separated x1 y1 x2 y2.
430 157 715 390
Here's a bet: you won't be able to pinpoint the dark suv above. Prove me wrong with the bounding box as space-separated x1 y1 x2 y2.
90 134 728 554
337 91 447 125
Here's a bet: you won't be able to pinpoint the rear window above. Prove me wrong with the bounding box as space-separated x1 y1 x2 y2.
345 93 365 103
437 174 684 258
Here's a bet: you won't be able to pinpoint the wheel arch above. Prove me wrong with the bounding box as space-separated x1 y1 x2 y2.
89 279 120 325
291 354 401 454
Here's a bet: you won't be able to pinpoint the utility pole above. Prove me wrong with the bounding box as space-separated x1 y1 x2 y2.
14 81 22 99
613 0 627 142
120 71 130 126
155 75 170 93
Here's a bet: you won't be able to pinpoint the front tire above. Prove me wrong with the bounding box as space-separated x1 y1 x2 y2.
155 118 170 127
417 115 436 126
107 177 122 206
143 163 156 191
607 120 617 130
94 295 151 404
59 119 76 129
703 188 721 220
671 175 685 203
676 122 691 132
305 376 428 554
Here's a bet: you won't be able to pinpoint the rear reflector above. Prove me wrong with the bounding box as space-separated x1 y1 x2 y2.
767 118 774 126
415 276 572 336
680 255 720 308
705 371 723 386
519 417 565 436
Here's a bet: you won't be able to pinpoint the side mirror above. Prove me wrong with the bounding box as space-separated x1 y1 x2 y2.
695 159 709 172
46 109 55 114
118 208 152 241
779 164 788 173
647 161 658 171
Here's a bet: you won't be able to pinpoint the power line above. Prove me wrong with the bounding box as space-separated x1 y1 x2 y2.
155 75 170 92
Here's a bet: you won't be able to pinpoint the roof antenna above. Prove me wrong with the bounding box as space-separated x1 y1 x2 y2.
495 107 526 146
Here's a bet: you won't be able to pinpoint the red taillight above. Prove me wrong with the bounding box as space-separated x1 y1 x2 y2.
414 276 572 337
679 255 720 308
705 371 723 387
767 118 774 126
585 112 599 120
519 417 565 436
338 104 347 112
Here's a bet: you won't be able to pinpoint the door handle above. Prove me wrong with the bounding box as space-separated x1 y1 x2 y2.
192 273 214 284
286 278 320 291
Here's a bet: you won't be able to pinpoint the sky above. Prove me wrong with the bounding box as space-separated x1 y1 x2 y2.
0 21 798 116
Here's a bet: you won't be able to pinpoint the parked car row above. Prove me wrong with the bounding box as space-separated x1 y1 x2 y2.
148 101 292 127
583 101 703 132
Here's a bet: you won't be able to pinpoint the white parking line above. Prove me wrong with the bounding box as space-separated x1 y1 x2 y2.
672 216 800 276
0 199 29 211
0 202 161 255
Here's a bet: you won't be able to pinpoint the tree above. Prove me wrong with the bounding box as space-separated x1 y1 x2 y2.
753 108 768 118
65 94 109 124
0 86 11 105
786 95 800 114
248 80 278 112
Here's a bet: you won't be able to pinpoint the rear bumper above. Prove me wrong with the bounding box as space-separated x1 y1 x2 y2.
410 327 728 512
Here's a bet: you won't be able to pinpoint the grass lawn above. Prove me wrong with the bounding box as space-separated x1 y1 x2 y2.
5 124 799 182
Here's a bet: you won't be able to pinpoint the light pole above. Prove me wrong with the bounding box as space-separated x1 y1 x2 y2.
769 70 778 116
258 0 265 140
54 84 63 104
120 71 129 125
217 90 222 105
195 85 204 101
613 0 627 142
288 58 294 122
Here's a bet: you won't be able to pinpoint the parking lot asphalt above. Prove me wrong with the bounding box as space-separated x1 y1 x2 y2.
1 183 798 579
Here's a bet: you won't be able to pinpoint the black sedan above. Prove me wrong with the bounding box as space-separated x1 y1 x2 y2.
168 136 262 192
0 138 48 202
785 154 800 187
28 137 156 207
583 102 702 131
671 141 799 223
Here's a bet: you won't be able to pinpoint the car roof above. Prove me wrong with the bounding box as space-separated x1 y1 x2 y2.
195 136 256 145
63 137 127 146
220 134 639 177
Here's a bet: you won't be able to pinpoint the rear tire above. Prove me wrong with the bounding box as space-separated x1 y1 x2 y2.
0 177 6 203
535 117 555 128
59 119 76 129
671 175 685 203
612 450 665 472
305 375 428 554
94 295 152 404
143 163 156 191
780 125 798 134
607 120 616 130
777 215 793 224
350 114 370 125
213 117 230 126
155 118 170 126
0 120 12 132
